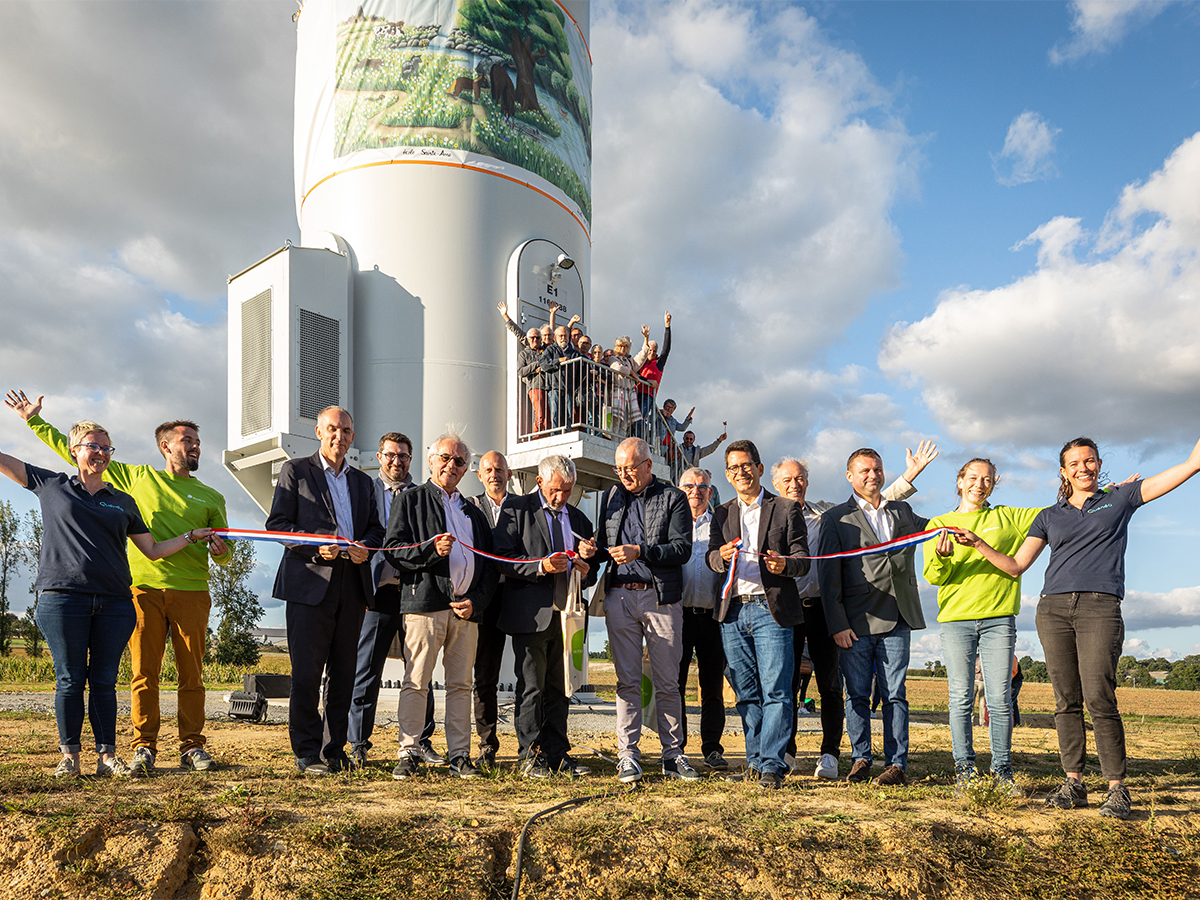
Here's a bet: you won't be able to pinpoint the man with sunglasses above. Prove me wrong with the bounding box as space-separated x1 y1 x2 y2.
267 406 384 775
676 467 729 771
5 390 230 777
385 432 498 779
595 437 699 783
347 432 441 769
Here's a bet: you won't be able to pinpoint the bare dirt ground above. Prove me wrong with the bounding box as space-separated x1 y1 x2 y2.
3 685 1200 900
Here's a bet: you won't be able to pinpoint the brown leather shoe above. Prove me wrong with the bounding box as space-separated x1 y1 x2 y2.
874 765 908 786
846 759 872 783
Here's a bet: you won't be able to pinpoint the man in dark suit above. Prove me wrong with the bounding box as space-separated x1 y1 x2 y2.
818 448 929 787
346 432 441 769
467 449 513 769
266 406 384 775
493 454 596 777
706 439 809 789
385 431 499 779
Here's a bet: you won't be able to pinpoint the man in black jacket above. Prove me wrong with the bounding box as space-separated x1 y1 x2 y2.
384 432 499 779
707 439 810 789
594 437 700 783
494 454 597 777
265 406 384 775
541 324 582 432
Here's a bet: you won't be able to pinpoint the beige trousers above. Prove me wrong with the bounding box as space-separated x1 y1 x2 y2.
398 609 478 759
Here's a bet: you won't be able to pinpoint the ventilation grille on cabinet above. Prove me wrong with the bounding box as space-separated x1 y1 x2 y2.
240 289 272 437
296 308 340 420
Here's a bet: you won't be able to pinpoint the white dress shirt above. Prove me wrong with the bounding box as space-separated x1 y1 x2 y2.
682 511 717 609
439 485 476 597
734 489 766 597
795 502 822 599
320 454 354 538
854 492 894 543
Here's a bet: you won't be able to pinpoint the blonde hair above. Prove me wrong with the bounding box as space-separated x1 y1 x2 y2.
68 421 111 461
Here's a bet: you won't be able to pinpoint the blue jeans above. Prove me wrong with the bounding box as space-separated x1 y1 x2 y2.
720 596 794 777
940 616 1015 772
37 591 137 754
840 621 911 769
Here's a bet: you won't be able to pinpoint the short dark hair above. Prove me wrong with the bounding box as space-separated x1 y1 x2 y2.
846 447 882 471
379 432 413 453
725 439 760 467
155 420 199 447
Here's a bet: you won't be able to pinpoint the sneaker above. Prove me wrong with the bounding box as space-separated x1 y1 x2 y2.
953 763 979 797
521 755 552 779
350 747 368 770
53 755 81 778
846 759 872 783
992 765 1024 798
725 765 757 783
704 751 729 771
874 765 907 787
449 756 482 779
295 757 329 776
617 758 643 784
558 754 591 777
418 745 449 766
130 747 156 778
96 755 131 777
1098 783 1132 820
783 753 797 772
662 756 702 781
474 748 497 771
814 753 839 780
757 770 783 790
803 699 816 714
392 755 419 780
1044 777 1088 809
181 747 215 772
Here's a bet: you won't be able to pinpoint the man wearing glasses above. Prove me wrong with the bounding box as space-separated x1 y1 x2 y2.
385 432 498 779
6 390 231 777
676 467 729 771
347 432 441 769
266 406 384 775
595 437 699 783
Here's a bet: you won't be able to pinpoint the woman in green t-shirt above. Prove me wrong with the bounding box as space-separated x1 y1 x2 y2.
924 459 1040 797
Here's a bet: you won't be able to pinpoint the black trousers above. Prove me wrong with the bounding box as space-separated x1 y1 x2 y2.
347 595 435 754
512 613 570 765
473 613 509 755
677 606 727 757
787 595 843 759
287 560 366 762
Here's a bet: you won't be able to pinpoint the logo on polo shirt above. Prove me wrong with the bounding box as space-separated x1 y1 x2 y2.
1088 503 1113 514
980 526 1000 534
98 501 124 511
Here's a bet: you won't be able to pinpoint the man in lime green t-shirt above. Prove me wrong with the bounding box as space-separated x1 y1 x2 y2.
5 389 230 776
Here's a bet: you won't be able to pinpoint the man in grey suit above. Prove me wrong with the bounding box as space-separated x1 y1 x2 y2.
266 406 384 775
468 450 513 769
818 448 929 787
347 432 441 768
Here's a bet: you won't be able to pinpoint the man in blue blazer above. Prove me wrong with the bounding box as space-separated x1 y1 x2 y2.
266 406 384 775
818 447 929 788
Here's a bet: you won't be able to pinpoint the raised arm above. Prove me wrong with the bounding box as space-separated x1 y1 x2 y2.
955 531 1047 578
548 300 561 332
0 448 29 487
1139 435 1200 503
657 313 672 368
496 301 527 344
6 389 133 486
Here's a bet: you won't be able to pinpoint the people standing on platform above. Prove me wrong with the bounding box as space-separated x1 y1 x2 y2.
347 432 441 769
386 432 498 780
542 325 583 432
493 455 596 777
266 406 383 776
5 390 231 777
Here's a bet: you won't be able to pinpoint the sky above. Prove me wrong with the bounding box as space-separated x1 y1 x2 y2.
0 0 1198 666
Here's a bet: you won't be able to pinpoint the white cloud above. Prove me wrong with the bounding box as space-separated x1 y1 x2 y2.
1122 586 1200 631
991 111 1061 186
1124 637 1151 656
1050 0 1174 64
880 131 1200 449
591 1 918 467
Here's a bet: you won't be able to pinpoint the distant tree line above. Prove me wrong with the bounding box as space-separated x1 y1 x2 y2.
1020 654 1200 690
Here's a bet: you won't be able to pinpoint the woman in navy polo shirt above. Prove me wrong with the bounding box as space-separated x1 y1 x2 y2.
957 435 1200 820
0 420 211 777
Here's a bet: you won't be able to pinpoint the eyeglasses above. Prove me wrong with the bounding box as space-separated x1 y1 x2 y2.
725 462 758 476
613 459 650 477
74 442 115 456
434 453 469 468
380 452 412 463
679 482 711 493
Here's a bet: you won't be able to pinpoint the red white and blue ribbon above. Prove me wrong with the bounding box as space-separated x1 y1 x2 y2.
210 528 576 566
719 527 952 602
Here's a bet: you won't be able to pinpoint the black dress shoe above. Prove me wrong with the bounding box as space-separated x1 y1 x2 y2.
295 757 330 776
323 754 351 774
475 749 497 770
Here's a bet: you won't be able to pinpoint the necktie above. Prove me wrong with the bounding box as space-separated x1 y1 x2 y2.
550 510 569 609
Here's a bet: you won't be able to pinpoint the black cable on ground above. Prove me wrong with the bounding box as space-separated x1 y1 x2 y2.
509 744 631 900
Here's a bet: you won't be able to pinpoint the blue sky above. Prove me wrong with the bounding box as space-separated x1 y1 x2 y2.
0 0 1197 665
